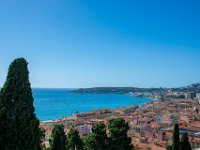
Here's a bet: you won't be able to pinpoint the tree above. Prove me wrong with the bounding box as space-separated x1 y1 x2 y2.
84 123 108 150
180 132 191 150
84 134 96 150
67 127 83 150
0 58 42 150
40 128 48 150
108 118 133 150
92 122 108 150
172 124 180 150
166 144 173 150
49 124 67 150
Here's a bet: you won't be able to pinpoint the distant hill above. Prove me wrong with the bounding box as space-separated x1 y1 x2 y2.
71 83 200 94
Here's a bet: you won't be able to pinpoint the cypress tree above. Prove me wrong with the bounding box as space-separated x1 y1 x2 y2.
49 124 67 150
108 118 133 150
180 132 191 150
0 58 41 150
172 124 180 150
67 127 83 150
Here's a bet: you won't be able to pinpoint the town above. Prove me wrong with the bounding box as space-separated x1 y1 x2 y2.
41 84 200 149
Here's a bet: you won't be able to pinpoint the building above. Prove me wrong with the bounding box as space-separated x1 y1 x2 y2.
77 124 92 137
155 114 163 123
197 93 200 98
197 93 200 102
170 114 179 125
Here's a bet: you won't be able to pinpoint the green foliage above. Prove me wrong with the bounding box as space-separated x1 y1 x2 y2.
166 144 173 150
108 118 133 150
0 58 42 150
67 127 83 150
84 123 108 150
40 128 46 146
84 120 133 150
42 146 50 150
84 134 96 150
92 122 108 149
180 132 191 150
172 124 180 150
49 124 67 150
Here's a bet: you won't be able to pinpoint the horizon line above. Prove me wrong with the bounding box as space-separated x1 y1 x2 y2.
29 82 200 89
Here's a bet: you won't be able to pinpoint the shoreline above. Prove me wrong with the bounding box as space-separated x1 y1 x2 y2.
40 95 153 122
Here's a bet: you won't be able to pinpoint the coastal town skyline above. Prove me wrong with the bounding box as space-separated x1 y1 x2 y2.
1 0 200 88
1 1 200 149
1 58 200 150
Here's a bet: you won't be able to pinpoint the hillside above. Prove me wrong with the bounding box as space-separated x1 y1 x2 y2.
71 83 200 95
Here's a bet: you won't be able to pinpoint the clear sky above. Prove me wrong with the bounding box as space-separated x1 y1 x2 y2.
0 0 200 88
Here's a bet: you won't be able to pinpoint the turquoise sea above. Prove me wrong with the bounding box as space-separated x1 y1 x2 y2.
33 88 151 121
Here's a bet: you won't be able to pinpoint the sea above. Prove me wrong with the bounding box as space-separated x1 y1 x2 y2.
33 88 151 121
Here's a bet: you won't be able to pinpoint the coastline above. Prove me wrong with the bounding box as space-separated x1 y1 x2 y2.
40 95 153 123
39 89 200 150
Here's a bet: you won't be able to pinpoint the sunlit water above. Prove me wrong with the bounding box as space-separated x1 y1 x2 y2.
33 88 151 121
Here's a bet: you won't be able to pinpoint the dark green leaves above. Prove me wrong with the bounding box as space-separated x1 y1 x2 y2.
67 127 83 150
180 132 191 150
172 124 180 150
84 118 134 150
0 58 41 150
50 125 67 150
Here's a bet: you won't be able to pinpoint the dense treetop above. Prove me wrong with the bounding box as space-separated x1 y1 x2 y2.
0 58 41 150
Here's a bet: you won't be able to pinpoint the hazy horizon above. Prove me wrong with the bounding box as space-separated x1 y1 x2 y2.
1 0 200 88
1 82 200 89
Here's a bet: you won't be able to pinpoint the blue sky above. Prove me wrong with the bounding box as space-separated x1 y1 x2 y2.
0 0 200 88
